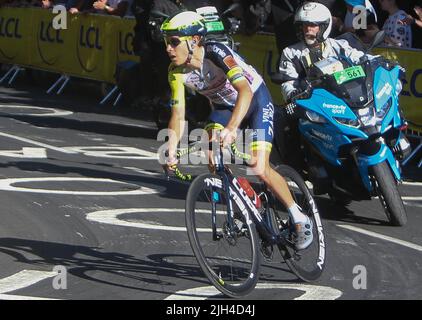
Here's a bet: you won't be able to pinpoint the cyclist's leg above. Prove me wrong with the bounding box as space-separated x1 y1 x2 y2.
246 84 295 207
204 108 232 172
247 85 313 249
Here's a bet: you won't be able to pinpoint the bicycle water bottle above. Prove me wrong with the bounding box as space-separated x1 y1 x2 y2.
237 177 261 209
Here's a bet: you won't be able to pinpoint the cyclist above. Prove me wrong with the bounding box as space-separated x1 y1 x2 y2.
278 2 370 101
161 11 313 250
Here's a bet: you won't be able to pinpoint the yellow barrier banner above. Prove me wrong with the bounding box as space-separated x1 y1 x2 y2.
70 13 115 82
235 34 283 104
1 8 120 83
373 47 422 132
31 9 72 73
116 17 138 64
0 8 33 67
0 8 420 133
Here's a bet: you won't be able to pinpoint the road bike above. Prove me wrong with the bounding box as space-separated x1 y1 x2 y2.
165 141 326 298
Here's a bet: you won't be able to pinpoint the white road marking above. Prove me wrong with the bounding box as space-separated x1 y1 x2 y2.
124 167 162 176
165 283 342 300
63 146 157 160
402 196 422 201
0 177 160 196
0 147 47 158
337 224 422 252
0 104 73 117
404 201 422 208
111 121 157 130
0 132 77 154
0 293 58 300
86 208 225 232
402 182 422 187
0 269 58 300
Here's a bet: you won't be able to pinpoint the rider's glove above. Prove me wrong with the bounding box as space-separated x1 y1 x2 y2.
287 89 300 102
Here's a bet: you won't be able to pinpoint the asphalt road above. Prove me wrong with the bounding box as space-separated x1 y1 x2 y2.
0 76 421 300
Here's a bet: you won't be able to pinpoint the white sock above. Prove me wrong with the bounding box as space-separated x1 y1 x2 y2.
288 203 308 224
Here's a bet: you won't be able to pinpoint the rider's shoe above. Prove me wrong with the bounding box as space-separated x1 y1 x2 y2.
291 216 313 250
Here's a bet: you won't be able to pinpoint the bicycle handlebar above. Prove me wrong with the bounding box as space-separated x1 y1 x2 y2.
164 142 252 182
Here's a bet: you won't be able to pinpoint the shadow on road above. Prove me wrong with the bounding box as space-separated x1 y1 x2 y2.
0 238 297 298
0 113 158 140
0 237 208 296
0 77 157 123
316 197 390 226
0 160 192 201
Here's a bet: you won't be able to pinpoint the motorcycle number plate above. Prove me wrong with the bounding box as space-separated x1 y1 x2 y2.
334 66 366 85
206 21 225 32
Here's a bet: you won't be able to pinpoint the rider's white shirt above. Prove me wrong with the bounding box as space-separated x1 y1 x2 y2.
278 38 369 101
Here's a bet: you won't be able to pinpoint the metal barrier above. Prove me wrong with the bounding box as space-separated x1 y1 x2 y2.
403 126 422 168
0 65 24 85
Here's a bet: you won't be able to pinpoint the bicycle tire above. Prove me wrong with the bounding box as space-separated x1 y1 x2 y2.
272 165 326 282
185 173 261 298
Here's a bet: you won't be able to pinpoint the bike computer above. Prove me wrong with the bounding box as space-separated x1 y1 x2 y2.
196 6 225 33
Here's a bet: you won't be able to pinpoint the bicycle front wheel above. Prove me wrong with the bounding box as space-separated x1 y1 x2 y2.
185 173 261 298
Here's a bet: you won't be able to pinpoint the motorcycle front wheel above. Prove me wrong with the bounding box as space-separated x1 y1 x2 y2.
371 161 407 226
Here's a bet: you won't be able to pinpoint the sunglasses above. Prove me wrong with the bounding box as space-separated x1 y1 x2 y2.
164 36 191 48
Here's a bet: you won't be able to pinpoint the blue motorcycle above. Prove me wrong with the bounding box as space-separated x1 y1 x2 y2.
271 47 411 226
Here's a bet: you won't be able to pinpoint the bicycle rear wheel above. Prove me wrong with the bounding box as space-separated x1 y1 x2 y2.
270 165 326 282
185 173 261 298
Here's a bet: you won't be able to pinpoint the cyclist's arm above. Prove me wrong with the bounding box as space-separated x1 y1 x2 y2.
207 44 253 130
226 78 253 131
168 67 186 160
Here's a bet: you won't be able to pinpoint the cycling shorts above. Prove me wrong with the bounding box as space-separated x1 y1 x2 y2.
204 83 275 152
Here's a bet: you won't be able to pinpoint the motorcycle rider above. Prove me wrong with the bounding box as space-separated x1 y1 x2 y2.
274 2 374 193
278 1 371 102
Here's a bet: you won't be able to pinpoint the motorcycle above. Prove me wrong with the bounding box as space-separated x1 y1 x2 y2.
270 32 412 226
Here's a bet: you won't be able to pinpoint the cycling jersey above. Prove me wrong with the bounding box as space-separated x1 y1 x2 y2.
168 42 263 108
167 41 273 151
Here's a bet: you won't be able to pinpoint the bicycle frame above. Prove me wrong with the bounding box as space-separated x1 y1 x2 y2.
168 140 290 246
210 144 289 247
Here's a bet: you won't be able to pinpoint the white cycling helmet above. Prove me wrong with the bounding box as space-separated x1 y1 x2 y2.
294 2 332 44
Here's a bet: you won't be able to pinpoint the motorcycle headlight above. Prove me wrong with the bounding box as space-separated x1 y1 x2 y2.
376 97 392 121
357 107 377 127
306 111 327 124
334 117 360 128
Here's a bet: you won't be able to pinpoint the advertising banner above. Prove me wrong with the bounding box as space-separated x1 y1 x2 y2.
0 8 32 67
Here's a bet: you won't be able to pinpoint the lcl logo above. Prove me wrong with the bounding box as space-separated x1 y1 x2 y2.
39 21 64 43
79 26 102 50
0 17 22 39
118 32 134 55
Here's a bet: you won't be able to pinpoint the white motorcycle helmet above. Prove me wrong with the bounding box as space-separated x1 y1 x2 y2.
294 2 332 46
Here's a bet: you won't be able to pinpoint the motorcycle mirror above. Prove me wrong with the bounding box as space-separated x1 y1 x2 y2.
367 30 386 52
222 3 240 16
150 10 170 19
